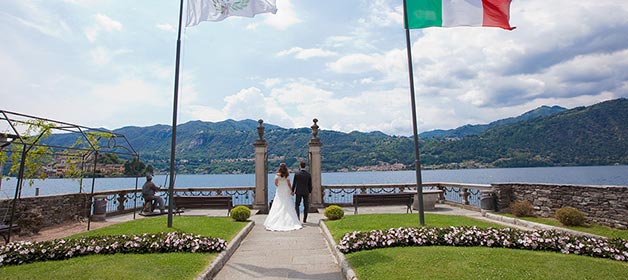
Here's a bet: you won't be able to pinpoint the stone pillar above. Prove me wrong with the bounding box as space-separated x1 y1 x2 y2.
253 120 268 213
308 119 323 211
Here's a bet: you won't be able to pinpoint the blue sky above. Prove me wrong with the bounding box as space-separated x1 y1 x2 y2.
2 0 627 136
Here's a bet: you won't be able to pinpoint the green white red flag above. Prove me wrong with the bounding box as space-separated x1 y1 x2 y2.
186 0 277 27
405 0 515 30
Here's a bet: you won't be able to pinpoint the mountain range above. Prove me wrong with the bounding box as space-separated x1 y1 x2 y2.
44 98 628 174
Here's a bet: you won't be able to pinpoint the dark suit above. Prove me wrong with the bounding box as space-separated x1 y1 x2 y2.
292 169 312 222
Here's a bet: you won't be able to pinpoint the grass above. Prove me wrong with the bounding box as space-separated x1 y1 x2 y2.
325 214 628 280
0 216 248 280
347 246 628 280
73 215 244 241
325 213 504 242
500 213 628 240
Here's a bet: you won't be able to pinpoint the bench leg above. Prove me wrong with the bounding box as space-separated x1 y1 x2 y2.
354 204 358 215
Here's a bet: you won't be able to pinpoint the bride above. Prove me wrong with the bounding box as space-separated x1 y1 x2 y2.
264 163 303 231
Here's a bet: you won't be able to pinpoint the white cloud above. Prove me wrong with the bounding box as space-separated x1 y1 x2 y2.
91 79 169 107
84 14 122 42
269 83 334 106
263 78 281 88
63 0 107 4
327 54 377 74
95 14 122 31
89 47 132 65
363 0 403 27
324 36 353 48
327 49 406 85
245 22 258 30
276 47 336 60
221 87 293 127
264 0 301 30
5 1 72 39
211 82 415 135
156 23 175 32
186 105 226 121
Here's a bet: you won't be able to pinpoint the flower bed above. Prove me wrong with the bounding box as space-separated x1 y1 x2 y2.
337 226 628 262
0 232 226 267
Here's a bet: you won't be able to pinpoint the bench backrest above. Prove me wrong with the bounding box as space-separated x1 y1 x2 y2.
173 196 233 209
353 193 413 205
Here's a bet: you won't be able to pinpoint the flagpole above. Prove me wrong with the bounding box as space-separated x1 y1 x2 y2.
402 0 425 226
167 0 185 228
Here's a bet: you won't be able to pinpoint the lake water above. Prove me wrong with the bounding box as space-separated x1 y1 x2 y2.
1 165 627 199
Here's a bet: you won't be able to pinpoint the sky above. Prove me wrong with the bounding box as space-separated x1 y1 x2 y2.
1 0 628 137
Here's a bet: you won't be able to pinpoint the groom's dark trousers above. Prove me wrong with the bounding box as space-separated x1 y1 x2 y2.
292 169 312 222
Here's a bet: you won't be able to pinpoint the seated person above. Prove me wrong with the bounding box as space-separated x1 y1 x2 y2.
142 175 166 213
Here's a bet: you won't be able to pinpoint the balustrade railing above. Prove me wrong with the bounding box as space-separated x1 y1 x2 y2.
322 182 493 208
92 187 255 216
94 182 493 216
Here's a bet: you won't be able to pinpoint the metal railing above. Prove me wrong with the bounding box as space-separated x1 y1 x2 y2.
92 187 255 216
322 182 493 208
93 182 494 216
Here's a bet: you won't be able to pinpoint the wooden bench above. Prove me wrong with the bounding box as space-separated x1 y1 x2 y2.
173 195 233 216
1 208 20 243
353 193 414 214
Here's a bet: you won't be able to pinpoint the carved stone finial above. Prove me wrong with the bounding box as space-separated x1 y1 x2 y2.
311 118 319 140
257 119 265 140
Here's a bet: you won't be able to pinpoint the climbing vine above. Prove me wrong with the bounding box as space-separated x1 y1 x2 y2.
0 120 55 186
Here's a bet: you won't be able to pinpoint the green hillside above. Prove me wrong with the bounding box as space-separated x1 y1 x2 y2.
420 99 628 168
38 98 628 174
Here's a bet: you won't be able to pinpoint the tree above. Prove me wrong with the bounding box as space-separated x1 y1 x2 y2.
124 157 147 176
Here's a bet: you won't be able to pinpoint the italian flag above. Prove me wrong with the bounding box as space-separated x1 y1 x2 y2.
405 0 515 30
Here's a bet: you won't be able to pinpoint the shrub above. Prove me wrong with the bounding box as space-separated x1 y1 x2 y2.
230 206 251 222
510 201 535 217
324 205 344 220
556 207 586 226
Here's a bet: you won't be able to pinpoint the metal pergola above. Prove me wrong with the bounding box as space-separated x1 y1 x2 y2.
0 110 139 243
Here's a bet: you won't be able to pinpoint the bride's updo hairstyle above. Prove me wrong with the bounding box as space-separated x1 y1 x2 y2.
278 163 289 178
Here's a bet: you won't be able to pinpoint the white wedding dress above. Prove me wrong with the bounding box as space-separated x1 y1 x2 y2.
264 175 303 231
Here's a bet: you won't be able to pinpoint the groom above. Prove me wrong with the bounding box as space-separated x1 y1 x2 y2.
291 161 312 223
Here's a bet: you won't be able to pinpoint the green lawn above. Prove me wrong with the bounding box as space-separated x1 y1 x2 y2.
500 213 628 240
347 246 628 280
325 214 628 280
0 216 248 280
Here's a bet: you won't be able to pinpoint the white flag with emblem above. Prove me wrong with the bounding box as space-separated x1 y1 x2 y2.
186 0 277 27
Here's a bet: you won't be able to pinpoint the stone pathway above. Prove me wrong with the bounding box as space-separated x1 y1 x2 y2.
213 213 344 280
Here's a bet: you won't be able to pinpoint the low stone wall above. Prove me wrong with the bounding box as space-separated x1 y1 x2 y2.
494 183 628 229
0 193 91 231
